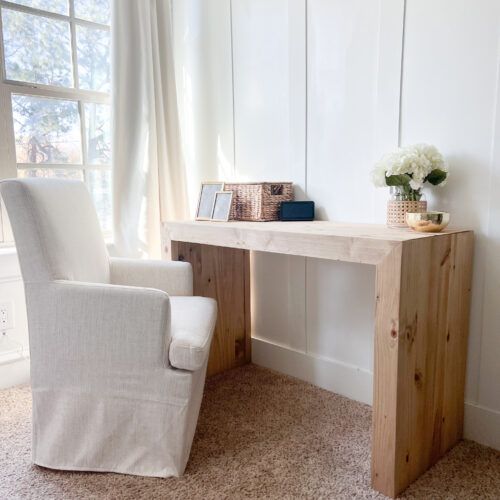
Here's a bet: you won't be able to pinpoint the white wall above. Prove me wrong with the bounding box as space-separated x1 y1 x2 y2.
172 0 235 210
0 249 29 389
400 0 500 451
173 0 500 450
231 0 309 372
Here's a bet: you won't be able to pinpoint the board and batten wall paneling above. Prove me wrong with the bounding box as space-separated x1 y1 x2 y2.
372 0 407 222
171 0 500 449
231 0 307 352
308 0 392 223
480 34 500 411
400 0 500 405
231 0 306 188
172 0 235 215
305 0 403 376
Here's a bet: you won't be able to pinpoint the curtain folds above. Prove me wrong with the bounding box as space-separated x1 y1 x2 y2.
111 0 188 258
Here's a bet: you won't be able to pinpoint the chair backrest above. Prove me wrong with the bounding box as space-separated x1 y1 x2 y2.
0 178 109 284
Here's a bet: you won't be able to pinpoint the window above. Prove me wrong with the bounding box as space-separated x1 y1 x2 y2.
0 0 112 241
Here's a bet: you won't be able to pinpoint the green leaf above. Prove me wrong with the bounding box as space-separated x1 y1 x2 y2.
425 169 447 185
385 174 411 186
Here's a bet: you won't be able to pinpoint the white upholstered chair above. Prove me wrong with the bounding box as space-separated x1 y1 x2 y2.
0 178 217 477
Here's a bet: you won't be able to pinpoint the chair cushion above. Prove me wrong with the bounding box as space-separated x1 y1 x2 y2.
169 297 217 371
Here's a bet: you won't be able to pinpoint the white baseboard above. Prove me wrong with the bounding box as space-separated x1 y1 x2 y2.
252 337 373 405
464 401 500 451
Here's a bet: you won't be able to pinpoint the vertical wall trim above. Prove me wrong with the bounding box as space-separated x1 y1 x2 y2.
475 15 500 403
304 0 309 354
304 0 308 196
397 0 407 147
229 0 237 176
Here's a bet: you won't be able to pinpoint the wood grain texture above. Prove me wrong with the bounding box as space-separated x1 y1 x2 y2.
441 232 474 452
163 221 470 266
372 233 474 497
372 243 402 497
170 241 251 376
164 222 474 497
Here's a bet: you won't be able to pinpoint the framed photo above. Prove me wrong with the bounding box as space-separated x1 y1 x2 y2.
196 182 224 220
211 191 233 222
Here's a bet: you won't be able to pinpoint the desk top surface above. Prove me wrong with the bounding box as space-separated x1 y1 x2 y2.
163 221 472 265
165 220 469 241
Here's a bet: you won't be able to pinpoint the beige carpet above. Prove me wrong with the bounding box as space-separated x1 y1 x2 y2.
1 365 499 499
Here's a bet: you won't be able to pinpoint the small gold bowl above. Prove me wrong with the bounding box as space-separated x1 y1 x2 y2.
406 211 450 233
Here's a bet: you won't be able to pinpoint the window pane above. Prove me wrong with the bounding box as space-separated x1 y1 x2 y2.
86 169 112 233
74 0 110 25
84 103 110 164
2 8 73 87
7 0 68 15
18 168 83 180
12 95 82 164
76 25 110 92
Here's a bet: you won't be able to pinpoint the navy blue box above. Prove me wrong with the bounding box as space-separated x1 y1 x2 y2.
279 201 315 221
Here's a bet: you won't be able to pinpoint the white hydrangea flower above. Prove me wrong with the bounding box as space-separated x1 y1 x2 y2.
370 163 389 187
409 178 424 190
371 143 448 190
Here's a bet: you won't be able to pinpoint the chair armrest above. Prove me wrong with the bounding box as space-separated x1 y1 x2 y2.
28 280 171 383
109 257 193 296
169 297 217 371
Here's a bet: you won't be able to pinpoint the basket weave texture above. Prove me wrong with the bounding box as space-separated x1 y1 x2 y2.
387 200 427 227
224 182 294 221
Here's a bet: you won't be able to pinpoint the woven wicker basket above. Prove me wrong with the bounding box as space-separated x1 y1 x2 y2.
224 182 293 221
387 200 427 227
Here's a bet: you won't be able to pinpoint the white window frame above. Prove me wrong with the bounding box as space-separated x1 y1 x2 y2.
0 0 111 245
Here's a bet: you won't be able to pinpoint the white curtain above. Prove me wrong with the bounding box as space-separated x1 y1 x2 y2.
111 0 188 259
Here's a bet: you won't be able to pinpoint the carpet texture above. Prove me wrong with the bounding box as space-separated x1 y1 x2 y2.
1 364 499 499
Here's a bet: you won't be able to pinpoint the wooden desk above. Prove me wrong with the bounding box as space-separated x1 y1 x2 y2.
162 221 473 498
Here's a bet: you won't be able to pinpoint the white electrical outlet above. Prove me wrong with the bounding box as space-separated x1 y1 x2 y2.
0 302 14 331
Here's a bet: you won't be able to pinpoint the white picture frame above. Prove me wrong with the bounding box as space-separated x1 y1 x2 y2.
211 191 233 222
196 182 224 220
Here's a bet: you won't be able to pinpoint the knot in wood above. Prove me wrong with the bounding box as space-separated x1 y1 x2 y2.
414 370 423 388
